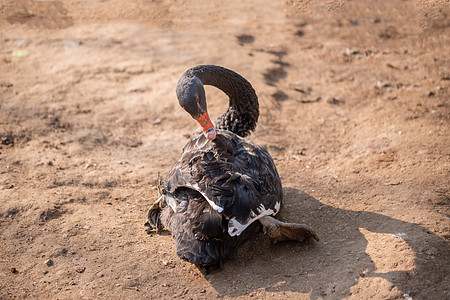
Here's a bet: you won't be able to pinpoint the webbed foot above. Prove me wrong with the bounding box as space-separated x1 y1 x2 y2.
259 216 319 244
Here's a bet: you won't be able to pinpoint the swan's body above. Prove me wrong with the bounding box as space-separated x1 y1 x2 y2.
146 65 318 268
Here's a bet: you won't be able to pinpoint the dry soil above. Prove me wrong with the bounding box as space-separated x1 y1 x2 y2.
0 0 449 299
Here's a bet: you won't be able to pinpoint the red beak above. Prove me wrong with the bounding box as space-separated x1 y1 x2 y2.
194 111 216 140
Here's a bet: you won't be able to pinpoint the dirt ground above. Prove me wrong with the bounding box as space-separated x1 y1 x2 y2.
1 0 449 299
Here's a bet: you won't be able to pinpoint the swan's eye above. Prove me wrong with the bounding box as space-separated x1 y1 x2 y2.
195 96 203 112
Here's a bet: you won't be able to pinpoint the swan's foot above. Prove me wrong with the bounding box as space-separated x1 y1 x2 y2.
259 216 319 244
144 197 164 234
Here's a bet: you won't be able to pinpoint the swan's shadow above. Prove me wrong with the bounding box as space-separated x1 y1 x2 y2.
205 188 449 299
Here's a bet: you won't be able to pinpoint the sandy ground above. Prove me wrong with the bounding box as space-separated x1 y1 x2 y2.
1 0 449 299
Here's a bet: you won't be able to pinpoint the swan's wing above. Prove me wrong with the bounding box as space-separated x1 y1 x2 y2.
164 134 225 213
165 131 282 236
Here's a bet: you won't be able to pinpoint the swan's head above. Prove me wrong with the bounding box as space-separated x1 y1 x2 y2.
176 76 216 140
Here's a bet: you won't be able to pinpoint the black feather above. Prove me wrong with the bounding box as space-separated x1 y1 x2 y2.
160 130 281 267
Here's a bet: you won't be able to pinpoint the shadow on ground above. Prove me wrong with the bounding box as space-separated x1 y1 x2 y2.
206 188 449 299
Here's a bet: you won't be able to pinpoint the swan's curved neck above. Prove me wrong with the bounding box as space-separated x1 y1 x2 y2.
187 65 259 138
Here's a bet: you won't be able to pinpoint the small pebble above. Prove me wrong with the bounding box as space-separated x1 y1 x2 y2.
162 260 170 266
45 259 54 267
13 40 28 47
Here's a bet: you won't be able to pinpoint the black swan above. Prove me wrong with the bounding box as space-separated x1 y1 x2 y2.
145 65 318 268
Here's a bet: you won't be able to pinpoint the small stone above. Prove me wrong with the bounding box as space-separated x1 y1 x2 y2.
10 267 18 274
45 259 54 267
327 97 345 105
13 40 28 47
66 41 81 48
1 134 14 145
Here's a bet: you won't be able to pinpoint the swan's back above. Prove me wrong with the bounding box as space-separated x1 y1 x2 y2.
161 130 282 266
165 130 282 224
